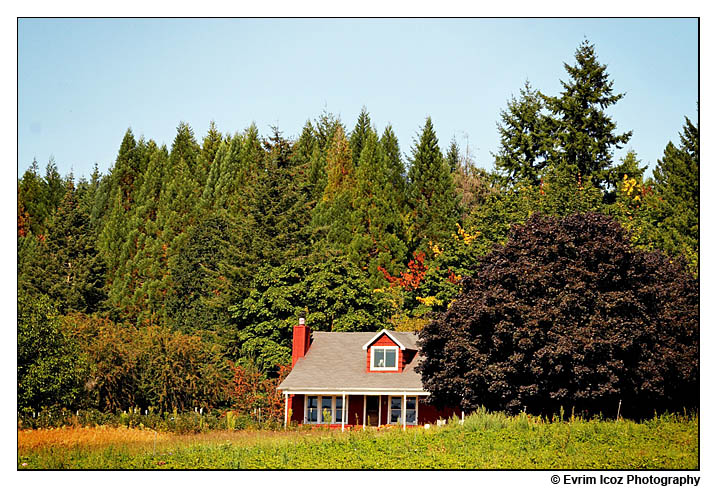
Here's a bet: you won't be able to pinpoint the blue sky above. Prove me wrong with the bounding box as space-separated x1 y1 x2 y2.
18 18 698 179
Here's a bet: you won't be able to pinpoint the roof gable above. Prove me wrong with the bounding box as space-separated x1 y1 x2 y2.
361 329 407 350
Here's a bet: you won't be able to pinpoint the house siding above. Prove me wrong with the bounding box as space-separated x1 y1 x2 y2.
289 394 304 424
379 395 388 424
347 395 363 426
418 399 461 425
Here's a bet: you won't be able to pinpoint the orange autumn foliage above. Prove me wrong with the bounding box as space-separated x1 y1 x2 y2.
378 251 427 291
230 363 291 423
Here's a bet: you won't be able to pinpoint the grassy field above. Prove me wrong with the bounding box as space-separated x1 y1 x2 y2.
17 411 698 469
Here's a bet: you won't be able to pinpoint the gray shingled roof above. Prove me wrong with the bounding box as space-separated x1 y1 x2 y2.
278 331 427 393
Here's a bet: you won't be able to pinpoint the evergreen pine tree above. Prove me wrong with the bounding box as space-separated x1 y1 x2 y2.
170 122 202 185
18 159 47 236
646 117 699 272
210 124 263 214
97 129 143 302
208 133 242 210
200 121 223 168
43 180 107 313
76 163 103 227
493 80 549 185
307 145 326 202
200 139 227 209
312 125 357 253
166 214 239 341
314 109 344 153
110 129 142 210
293 120 332 206
380 125 406 212
18 187 30 238
350 128 407 285
243 127 313 269
445 137 461 174
122 142 170 324
151 125 204 320
407 117 459 248
309 109 344 203
293 121 317 166
542 40 632 188
43 157 65 220
349 106 372 168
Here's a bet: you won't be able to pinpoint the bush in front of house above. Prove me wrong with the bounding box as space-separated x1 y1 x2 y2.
418 212 698 418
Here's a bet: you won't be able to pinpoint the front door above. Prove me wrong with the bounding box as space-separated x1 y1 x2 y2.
365 396 380 426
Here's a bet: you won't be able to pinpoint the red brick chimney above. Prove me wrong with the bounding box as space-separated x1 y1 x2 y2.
291 316 311 367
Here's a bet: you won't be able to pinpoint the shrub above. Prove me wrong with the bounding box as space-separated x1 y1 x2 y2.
64 313 232 412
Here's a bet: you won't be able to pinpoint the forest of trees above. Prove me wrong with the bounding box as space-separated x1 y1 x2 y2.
17 40 699 415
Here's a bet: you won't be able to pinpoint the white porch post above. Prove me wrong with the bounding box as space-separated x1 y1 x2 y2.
416 396 420 425
378 396 382 427
402 394 407 431
362 395 366 430
284 393 289 429
341 393 346 432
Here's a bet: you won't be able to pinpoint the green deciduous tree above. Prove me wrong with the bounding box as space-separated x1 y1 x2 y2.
230 257 395 371
18 293 88 410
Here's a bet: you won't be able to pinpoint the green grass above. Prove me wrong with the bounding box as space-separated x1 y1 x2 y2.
18 411 698 469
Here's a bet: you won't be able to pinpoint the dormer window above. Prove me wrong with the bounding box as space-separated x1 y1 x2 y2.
371 346 399 371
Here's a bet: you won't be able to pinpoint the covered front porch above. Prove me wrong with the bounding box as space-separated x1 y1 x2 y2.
282 390 432 431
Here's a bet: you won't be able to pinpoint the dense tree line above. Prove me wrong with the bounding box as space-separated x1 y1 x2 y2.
18 40 698 415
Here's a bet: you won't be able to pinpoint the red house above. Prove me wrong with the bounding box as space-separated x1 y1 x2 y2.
278 318 460 430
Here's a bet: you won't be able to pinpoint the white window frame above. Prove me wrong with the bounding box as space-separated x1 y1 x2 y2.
388 396 403 424
305 395 319 423
370 346 400 371
319 396 333 424
334 396 344 424
304 395 347 424
387 396 418 425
